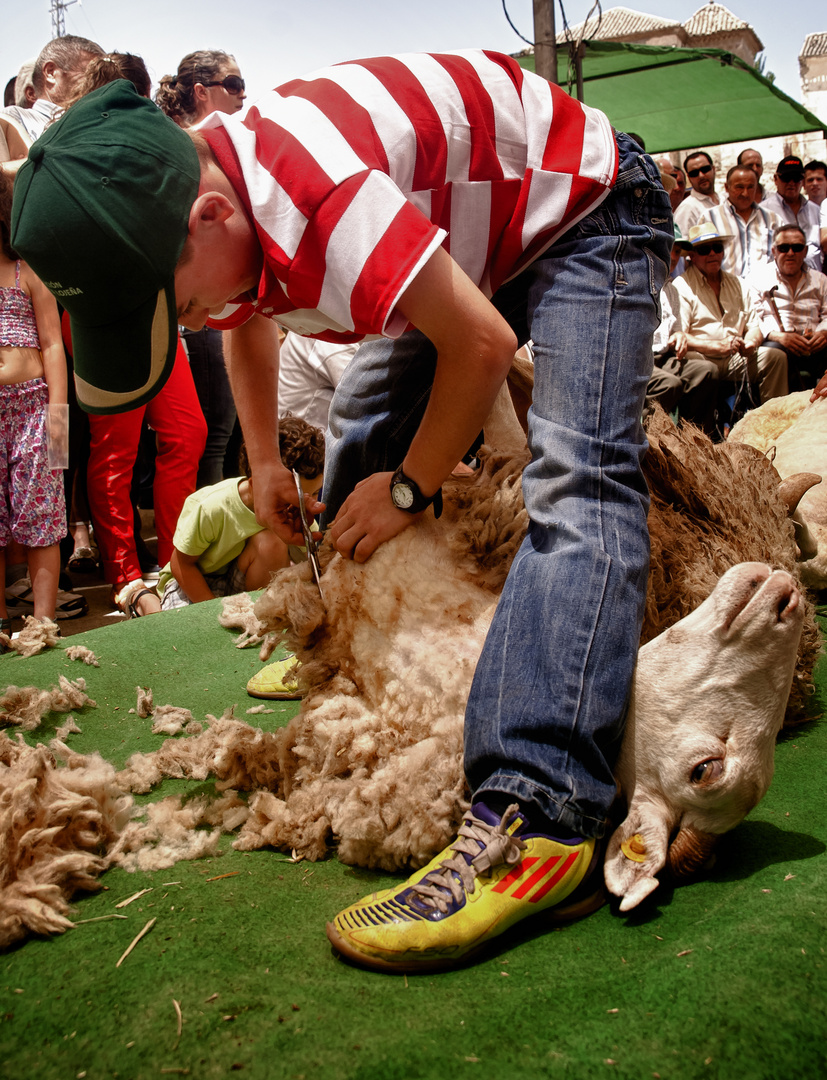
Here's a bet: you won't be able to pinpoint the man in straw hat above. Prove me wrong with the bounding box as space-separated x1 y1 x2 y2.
673 222 788 407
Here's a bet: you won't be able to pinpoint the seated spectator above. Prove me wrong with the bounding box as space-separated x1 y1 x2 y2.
748 224 827 390
673 222 788 408
761 156 822 271
158 416 324 610
707 166 777 279
644 231 718 434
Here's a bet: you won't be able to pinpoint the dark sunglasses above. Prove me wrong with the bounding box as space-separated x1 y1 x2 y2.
693 242 724 255
687 164 713 178
201 75 245 94
775 243 806 253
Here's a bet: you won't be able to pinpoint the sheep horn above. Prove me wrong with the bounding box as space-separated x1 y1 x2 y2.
778 472 821 515
666 825 718 880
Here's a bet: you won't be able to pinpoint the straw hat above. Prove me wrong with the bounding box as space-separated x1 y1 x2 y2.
675 221 734 250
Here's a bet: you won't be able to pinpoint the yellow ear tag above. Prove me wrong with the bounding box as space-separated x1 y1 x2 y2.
621 834 647 863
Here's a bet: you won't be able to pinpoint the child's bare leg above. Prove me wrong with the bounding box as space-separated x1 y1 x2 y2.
238 529 290 591
27 543 61 622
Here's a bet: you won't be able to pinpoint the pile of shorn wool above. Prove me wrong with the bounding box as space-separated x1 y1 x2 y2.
0 732 131 946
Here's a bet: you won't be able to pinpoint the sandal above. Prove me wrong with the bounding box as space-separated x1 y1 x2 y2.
0 617 12 654
114 580 160 618
5 576 89 620
67 545 99 573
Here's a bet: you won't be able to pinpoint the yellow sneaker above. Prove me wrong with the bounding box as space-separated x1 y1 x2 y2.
246 656 302 700
326 802 600 973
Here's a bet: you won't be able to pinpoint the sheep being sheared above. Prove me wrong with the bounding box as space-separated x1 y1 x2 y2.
604 562 804 910
730 392 827 590
240 413 818 875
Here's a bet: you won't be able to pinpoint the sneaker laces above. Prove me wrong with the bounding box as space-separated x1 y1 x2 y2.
410 804 526 914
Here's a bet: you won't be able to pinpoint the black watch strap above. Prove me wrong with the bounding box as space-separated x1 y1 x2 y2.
389 465 443 518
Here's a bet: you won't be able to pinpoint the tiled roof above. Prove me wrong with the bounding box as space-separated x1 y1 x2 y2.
555 6 680 43
682 3 752 37
800 33 827 59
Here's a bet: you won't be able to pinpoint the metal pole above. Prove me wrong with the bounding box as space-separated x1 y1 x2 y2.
532 0 558 84
50 0 78 39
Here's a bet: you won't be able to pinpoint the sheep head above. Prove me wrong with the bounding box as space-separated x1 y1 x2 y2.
605 562 804 912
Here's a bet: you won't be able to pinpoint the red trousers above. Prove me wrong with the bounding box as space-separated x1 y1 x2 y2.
87 340 207 590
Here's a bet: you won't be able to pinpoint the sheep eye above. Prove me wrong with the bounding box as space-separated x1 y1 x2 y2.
690 758 723 784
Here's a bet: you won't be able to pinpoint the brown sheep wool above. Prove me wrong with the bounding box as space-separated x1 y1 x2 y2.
0 733 132 947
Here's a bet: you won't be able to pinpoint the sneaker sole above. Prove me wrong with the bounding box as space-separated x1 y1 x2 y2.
325 919 492 975
246 686 303 700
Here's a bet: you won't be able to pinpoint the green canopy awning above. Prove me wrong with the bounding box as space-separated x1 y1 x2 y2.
517 41 827 155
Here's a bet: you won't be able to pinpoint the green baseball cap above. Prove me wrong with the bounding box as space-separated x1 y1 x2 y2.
11 79 200 414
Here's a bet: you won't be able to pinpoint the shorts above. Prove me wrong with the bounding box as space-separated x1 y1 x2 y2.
0 379 66 548
160 559 247 610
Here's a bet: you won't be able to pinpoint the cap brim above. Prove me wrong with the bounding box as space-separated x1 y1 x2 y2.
71 284 178 414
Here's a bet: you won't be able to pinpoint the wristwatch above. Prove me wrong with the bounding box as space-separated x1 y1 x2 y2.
389 465 443 518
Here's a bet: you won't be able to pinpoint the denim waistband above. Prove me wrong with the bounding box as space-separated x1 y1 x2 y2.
612 130 664 189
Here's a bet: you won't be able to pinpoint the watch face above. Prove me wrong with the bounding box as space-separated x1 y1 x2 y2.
392 482 414 509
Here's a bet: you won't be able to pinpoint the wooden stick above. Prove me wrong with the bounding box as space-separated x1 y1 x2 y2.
116 917 157 968
74 914 129 925
172 998 183 1051
115 888 152 909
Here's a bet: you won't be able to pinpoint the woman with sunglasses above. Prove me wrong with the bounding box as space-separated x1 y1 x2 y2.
157 51 246 489
156 50 246 126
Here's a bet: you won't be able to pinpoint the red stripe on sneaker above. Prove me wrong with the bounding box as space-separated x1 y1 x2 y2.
528 851 581 904
491 857 539 894
511 856 562 900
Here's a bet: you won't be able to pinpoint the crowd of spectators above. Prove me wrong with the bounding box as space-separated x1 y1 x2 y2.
648 145 827 437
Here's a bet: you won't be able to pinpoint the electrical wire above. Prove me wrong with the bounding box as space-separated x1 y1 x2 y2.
501 0 534 47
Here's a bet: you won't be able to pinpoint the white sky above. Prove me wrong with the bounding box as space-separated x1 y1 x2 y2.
1 1 822 108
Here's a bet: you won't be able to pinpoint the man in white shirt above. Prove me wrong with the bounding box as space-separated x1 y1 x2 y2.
748 224 827 390
674 222 787 405
761 155 822 271
707 166 777 279
674 150 720 236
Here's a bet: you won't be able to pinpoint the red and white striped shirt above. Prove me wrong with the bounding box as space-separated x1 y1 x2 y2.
204 50 617 342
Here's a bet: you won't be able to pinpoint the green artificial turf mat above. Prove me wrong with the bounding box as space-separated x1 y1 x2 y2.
1 600 825 1080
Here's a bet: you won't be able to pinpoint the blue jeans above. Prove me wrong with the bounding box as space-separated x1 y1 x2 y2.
324 134 672 839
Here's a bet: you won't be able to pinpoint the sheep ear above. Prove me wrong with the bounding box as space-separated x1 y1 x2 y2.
604 801 671 912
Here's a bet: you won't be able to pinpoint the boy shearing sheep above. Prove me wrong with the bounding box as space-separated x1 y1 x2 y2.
12 56 671 973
